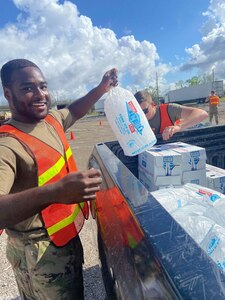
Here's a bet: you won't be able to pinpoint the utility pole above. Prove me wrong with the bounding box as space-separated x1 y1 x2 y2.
212 68 215 91
212 68 215 82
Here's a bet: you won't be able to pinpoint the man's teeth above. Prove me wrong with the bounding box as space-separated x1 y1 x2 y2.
32 103 46 106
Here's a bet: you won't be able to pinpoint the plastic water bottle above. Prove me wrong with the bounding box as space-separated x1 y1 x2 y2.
104 86 157 156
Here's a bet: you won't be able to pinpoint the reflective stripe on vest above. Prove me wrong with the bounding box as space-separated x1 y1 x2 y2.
38 147 73 186
43 115 88 220
0 115 89 246
210 95 219 105
159 104 174 134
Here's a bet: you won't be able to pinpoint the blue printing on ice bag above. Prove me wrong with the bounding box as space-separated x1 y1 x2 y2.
107 88 156 155
196 191 221 203
207 236 220 255
126 99 157 154
115 114 130 135
177 199 182 208
126 101 144 135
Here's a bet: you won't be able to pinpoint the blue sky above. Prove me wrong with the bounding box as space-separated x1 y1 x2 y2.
69 0 210 83
0 0 224 103
70 0 207 64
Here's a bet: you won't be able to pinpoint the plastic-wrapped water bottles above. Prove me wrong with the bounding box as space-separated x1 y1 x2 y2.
151 185 215 244
104 86 157 156
200 224 225 272
172 208 215 243
151 185 210 214
152 183 225 271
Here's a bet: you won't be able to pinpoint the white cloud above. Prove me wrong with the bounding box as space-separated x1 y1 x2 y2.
181 0 225 81
0 0 171 104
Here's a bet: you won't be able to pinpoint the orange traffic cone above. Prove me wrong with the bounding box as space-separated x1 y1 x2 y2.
99 120 102 126
70 131 75 140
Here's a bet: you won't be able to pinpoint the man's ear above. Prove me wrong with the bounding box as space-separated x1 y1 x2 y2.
3 87 12 102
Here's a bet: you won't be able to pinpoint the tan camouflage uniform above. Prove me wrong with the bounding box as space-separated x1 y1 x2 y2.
0 109 85 299
6 231 84 300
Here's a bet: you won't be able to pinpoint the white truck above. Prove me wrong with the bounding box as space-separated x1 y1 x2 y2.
94 96 106 115
164 80 224 104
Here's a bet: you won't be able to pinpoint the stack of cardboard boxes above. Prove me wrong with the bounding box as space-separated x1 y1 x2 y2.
206 164 225 194
138 142 207 191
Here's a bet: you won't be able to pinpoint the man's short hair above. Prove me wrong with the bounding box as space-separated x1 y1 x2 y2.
134 89 153 104
1 59 40 88
211 90 215 94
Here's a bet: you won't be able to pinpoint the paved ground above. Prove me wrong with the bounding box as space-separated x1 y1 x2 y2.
194 101 225 125
69 117 116 300
0 101 224 299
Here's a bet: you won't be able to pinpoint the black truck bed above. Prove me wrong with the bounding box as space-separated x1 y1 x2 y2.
89 125 225 300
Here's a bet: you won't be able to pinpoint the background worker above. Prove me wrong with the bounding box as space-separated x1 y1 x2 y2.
134 89 208 140
206 90 220 125
0 59 118 300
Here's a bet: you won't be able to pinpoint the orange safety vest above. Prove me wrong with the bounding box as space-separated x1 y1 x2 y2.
0 115 89 246
209 95 220 105
159 104 174 134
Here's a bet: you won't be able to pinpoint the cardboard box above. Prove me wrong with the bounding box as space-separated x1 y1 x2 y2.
138 142 207 191
138 168 182 192
182 169 207 186
138 171 158 192
160 142 207 171
206 164 225 194
138 145 182 178
138 165 182 186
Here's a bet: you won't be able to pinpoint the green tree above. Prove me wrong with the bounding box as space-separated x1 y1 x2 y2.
186 76 201 86
175 80 186 89
175 73 212 89
201 73 212 83
146 86 159 104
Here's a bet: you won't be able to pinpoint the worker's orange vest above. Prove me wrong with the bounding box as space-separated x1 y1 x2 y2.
0 115 89 246
159 104 174 134
209 95 219 105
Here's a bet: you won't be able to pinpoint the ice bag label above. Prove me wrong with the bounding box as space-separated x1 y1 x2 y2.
126 101 144 135
115 114 130 135
104 86 157 156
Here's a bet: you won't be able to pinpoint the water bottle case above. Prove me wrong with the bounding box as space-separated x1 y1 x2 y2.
104 86 157 156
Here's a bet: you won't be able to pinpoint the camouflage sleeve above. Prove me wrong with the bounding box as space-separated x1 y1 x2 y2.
167 104 183 123
49 108 77 132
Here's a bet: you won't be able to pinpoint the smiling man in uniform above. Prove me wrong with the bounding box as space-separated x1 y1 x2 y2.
0 58 118 300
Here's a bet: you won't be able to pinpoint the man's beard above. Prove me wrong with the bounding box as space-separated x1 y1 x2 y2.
11 94 51 121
